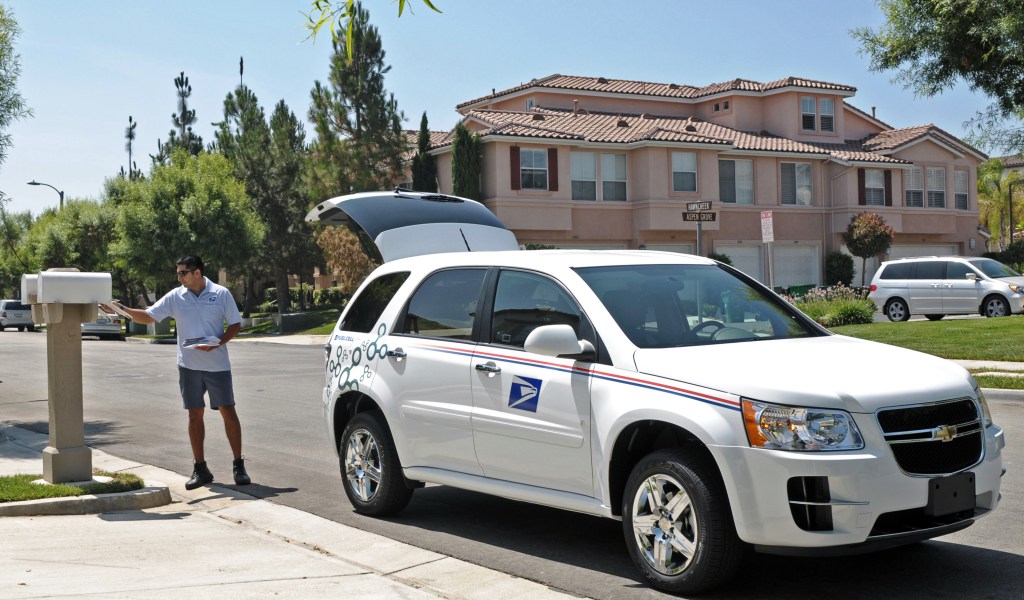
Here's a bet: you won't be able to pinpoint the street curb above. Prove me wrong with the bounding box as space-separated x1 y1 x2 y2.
0 482 172 517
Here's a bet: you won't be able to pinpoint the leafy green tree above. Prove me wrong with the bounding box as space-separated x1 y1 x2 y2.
843 212 895 286
411 112 437 192
0 4 31 168
852 0 1024 152
824 251 855 286
305 0 441 59
307 2 406 197
977 158 1022 250
451 122 481 199
0 201 32 295
110 150 265 303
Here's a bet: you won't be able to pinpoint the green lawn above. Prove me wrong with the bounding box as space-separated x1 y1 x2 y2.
0 471 144 503
831 317 1024 362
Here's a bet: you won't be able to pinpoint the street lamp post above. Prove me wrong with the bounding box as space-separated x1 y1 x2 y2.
1010 180 1024 248
27 180 64 211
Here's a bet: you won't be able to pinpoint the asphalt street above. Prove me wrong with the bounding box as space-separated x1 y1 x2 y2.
1 331 1021 600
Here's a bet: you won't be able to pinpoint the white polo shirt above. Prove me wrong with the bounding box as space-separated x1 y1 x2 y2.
147 277 242 372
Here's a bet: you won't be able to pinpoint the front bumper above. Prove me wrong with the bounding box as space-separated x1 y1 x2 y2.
714 423 1003 550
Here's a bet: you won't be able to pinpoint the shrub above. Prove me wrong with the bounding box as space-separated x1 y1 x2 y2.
707 251 732 265
824 251 855 286
313 287 347 307
787 283 875 327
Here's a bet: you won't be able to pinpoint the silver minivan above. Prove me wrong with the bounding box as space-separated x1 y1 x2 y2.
0 299 35 331
868 256 1024 321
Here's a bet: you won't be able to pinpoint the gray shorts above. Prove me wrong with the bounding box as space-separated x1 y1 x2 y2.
178 366 235 411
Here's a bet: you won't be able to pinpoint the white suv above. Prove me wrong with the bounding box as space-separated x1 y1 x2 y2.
0 299 35 332
308 191 1005 594
868 256 1024 321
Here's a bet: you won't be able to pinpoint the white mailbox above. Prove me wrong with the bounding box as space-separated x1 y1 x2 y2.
20 273 38 304
36 271 112 304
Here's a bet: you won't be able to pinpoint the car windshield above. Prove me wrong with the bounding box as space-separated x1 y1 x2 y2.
967 258 1020 279
574 263 819 348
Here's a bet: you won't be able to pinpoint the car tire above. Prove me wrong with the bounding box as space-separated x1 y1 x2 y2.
0 324 4 331
16 326 24 332
339 411 413 516
27 324 34 332
884 298 910 322
924 314 944 321
622 449 743 595
982 295 1010 318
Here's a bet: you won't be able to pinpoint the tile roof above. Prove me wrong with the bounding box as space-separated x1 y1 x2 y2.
457 74 857 109
442 106 910 164
861 123 985 159
997 154 1024 168
402 130 451 161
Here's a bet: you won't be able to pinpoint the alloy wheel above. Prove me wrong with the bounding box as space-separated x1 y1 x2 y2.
630 473 699 576
344 428 382 502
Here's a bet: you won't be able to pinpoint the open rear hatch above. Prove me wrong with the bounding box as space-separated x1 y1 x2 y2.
305 189 519 262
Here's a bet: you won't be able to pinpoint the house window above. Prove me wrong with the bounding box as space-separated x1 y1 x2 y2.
520 148 548 190
571 152 597 201
954 170 969 210
526 97 536 111
723 100 730 110
865 169 885 206
719 159 753 204
601 153 628 201
801 97 816 130
905 167 924 207
819 98 835 132
927 167 946 208
781 162 812 205
713 102 721 112
671 152 697 193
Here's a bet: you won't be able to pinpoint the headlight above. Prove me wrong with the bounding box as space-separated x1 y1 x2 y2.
1008 284 1024 294
974 384 994 428
742 399 864 451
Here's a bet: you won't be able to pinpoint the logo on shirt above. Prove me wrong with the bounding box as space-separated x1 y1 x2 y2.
508 376 542 412
208 296 217 303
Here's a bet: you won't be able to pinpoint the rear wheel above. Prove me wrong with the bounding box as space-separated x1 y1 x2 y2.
924 314 944 321
27 324 34 332
16 326 24 332
884 298 910 322
982 295 1010 318
622 449 743 595
340 411 412 516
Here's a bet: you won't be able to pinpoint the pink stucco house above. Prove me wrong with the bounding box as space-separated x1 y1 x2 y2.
416 74 986 288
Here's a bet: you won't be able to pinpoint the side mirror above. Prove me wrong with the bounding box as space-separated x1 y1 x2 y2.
966 273 978 281
524 324 595 358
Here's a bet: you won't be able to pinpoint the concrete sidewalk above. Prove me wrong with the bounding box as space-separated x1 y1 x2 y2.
0 424 579 600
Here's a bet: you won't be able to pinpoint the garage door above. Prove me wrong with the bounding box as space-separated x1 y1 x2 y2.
645 244 695 255
715 244 763 282
889 244 957 259
773 244 820 288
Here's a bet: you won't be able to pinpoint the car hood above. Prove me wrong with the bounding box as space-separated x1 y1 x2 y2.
631 335 975 413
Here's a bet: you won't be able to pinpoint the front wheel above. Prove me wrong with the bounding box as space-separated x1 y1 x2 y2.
884 298 910 322
339 411 412 516
983 295 1010 318
622 449 743 595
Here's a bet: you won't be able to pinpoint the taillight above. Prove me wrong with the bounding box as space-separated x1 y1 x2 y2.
869 284 877 292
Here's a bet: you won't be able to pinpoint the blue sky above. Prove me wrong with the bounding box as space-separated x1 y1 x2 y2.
0 0 998 217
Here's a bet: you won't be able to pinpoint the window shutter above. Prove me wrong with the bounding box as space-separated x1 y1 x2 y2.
548 148 558 191
781 163 796 204
510 146 520 190
857 168 866 205
884 170 892 206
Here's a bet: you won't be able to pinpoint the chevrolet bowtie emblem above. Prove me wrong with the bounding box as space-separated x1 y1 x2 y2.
933 425 958 442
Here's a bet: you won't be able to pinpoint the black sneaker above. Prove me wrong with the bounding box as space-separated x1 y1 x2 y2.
185 461 214 490
232 457 251 486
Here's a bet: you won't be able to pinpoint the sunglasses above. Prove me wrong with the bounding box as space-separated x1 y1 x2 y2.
176 269 193 277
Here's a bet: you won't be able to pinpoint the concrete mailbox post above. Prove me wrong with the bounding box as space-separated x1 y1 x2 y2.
21 268 111 484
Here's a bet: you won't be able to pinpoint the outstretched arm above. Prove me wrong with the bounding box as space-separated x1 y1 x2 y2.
101 300 157 325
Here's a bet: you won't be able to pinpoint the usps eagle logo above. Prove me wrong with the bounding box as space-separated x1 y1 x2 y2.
508 376 542 412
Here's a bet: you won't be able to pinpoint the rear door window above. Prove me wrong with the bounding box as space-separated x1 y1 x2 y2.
911 261 946 279
400 269 486 340
879 263 911 279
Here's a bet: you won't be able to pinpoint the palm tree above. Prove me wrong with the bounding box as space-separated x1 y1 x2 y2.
977 159 1022 250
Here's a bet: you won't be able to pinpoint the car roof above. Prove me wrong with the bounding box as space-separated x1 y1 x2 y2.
375 248 718 273
882 255 981 264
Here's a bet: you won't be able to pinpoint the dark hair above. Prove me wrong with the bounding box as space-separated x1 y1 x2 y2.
177 254 204 275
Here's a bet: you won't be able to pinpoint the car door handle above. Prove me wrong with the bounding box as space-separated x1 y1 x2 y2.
475 361 501 375
387 348 407 361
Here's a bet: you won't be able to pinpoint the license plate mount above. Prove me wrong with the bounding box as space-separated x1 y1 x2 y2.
925 471 976 517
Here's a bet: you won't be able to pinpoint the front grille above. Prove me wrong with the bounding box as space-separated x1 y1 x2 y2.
877 398 983 476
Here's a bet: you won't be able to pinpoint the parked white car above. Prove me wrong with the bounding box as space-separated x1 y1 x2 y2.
0 299 35 332
307 190 1005 594
81 310 124 340
868 256 1024 321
